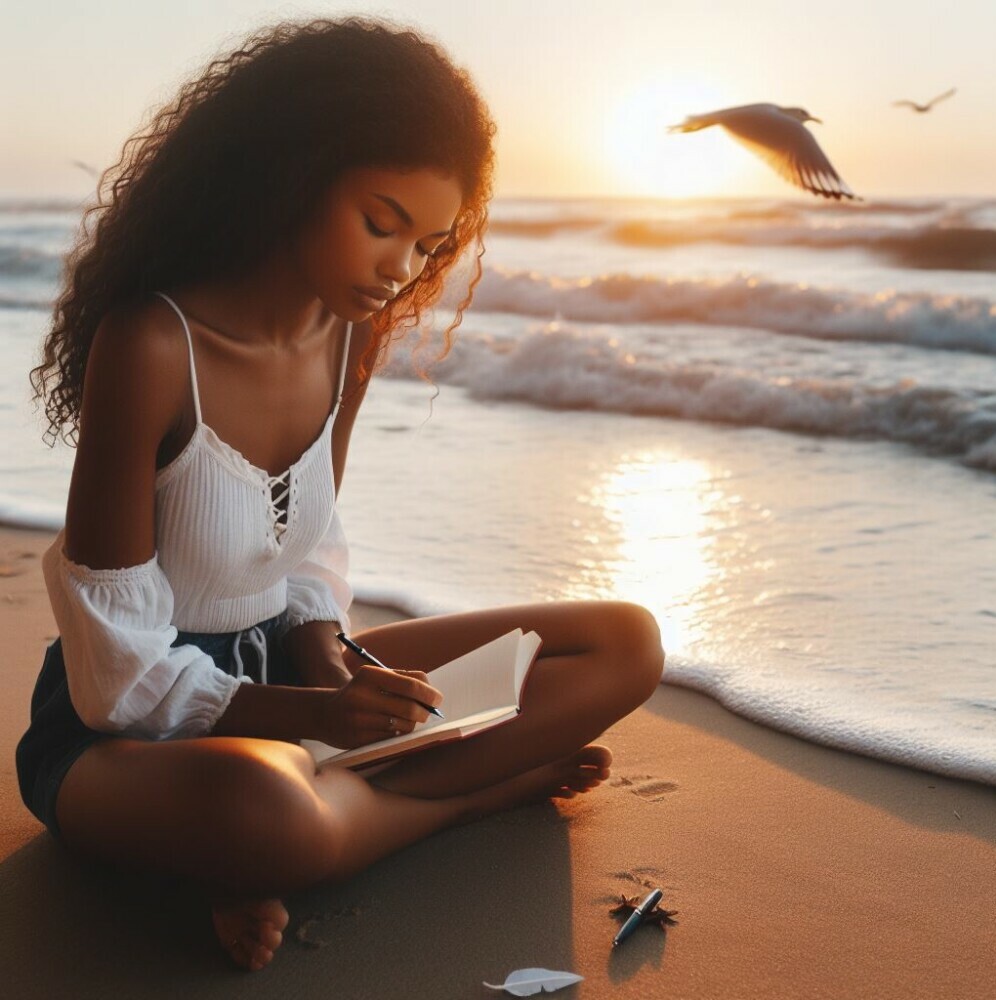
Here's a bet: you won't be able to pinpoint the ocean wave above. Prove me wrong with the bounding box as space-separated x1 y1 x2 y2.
384 322 996 471
469 267 996 355
488 198 996 271
0 198 83 214
0 294 53 311
610 221 996 271
0 245 63 281
663 653 995 784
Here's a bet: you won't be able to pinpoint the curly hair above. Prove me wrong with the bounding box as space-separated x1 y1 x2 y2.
30 16 497 446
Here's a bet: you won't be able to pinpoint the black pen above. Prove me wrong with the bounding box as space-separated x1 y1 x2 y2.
336 632 445 719
612 888 663 949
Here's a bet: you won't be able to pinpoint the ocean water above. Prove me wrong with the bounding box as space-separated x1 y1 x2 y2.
2 194 994 784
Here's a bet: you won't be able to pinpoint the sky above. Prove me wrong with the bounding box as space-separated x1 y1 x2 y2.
2 0 994 201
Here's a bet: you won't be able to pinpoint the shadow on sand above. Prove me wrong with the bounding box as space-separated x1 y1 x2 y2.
0 803 574 1000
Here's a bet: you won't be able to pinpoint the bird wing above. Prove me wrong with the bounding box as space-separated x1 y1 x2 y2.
718 109 857 200
926 87 956 108
668 103 773 133
891 100 921 110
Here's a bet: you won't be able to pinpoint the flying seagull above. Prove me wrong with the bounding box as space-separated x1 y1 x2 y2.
892 88 956 113
69 159 100 179
668 103 857 201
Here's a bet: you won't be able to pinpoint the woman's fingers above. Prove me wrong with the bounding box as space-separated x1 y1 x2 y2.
371 691 433 725
352 712 416 738
354 665 443 713
326 666 441 747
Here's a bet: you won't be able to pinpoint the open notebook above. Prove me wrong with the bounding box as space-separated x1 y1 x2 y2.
302 628 542 770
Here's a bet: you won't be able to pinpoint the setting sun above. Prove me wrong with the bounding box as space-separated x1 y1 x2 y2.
602 79 747 199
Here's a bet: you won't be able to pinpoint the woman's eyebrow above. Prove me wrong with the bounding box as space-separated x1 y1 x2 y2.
372 193 452 238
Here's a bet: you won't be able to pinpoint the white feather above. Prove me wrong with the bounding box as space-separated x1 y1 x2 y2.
483 968 585 995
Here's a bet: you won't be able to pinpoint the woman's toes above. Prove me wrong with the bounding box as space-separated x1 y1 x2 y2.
247 898 290 931
256 924 283 951
249 944 274 971
212 897 288 971
577 744 613 769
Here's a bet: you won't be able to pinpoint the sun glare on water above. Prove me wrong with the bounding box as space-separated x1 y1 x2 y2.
602 80 745 199
574 451 719 657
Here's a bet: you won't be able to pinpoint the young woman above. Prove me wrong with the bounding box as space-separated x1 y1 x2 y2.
18 18 664 972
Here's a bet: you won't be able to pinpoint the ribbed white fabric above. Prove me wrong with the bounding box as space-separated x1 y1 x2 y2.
40 292 354 738
153 291 354 634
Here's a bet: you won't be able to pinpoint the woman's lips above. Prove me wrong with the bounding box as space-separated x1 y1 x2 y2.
355 285 396 304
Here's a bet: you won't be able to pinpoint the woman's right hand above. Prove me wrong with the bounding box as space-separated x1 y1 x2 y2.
317 664 443 749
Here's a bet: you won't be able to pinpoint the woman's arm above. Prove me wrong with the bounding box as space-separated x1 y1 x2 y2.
283 621 353 687
64 302 185 569
52 304 255 737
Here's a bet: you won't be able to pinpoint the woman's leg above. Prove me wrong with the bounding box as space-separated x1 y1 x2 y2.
52 599 660 970
347 600 664 799
55 733 612 969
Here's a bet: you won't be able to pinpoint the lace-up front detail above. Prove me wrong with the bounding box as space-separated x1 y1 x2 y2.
150 291 353 632
267 470 292 542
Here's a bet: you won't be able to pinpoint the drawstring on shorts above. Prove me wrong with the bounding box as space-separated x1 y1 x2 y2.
231 625 268 685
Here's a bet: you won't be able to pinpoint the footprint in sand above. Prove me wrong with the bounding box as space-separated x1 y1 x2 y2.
293 906 361 949
610 775 679 801
606 866 671 896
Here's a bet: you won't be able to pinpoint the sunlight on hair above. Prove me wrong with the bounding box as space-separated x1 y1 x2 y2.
602 79 745 199
573 450 717 657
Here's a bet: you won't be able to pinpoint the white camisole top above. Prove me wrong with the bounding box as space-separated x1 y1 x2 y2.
153 291 353 633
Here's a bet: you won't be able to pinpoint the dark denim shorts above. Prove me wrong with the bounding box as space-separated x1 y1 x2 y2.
15 611 297 840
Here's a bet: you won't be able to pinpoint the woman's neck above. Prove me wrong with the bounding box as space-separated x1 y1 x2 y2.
171 249 333 348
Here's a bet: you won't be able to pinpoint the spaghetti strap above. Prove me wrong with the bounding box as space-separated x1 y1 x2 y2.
154 291 203 426
329 321 353 428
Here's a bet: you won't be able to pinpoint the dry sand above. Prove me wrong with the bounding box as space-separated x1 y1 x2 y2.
1 524 993 999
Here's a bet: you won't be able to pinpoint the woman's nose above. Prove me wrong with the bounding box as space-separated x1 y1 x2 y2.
378 247 412 287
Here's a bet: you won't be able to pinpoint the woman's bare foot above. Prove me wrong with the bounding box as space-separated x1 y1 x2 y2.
543 743 613 799
462 744 613 821
211 897 289 971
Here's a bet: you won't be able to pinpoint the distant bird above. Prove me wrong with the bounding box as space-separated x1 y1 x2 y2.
892 88 956 113
668 103 858 201
69 159 100 179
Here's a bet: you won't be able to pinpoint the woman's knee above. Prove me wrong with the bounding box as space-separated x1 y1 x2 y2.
596 601 665 699
203 741 323 831
174 741 342 884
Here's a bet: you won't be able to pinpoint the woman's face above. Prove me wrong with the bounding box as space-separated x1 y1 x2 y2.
298 165 463 321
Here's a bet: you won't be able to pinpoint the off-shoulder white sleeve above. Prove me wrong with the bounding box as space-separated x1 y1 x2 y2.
42 532 250 740
282 507 353 637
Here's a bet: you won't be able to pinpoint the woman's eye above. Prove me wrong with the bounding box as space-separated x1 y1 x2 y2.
419 240 447 259
364 216 391 238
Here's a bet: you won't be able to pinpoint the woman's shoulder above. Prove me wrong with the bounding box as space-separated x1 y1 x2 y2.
91 295 188 371
84 295 192 440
